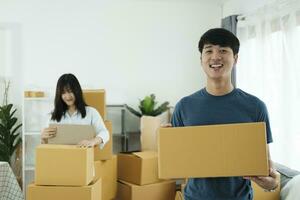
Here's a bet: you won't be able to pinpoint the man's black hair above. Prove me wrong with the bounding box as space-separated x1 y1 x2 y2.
198 28 240 55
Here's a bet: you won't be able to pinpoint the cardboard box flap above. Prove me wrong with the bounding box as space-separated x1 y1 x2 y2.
132 151 157 159
48 124 96 145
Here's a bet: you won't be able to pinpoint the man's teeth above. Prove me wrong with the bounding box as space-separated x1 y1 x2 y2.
210 64 222 68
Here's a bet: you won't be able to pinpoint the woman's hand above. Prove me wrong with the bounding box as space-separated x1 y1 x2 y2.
41 127 57 143
77 137 103 148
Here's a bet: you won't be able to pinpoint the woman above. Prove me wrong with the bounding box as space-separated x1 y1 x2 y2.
41 73 109 148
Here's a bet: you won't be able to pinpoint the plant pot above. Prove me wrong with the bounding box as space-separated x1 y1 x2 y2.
140 112 170 151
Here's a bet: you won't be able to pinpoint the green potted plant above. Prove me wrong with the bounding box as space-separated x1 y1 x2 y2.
126 94 170 151
0 80 22 165
125 94 170 117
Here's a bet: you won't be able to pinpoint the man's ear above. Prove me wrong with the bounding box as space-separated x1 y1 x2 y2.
234 54 238 64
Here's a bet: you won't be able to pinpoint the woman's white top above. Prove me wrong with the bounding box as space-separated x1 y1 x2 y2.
48 106 109 148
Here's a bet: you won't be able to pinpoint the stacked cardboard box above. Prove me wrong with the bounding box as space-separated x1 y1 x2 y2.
116 151 176 200
27 89 117 200
27 145 102 200
84 89 118 200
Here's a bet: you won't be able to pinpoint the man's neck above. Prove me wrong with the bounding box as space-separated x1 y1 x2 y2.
206 79 234 96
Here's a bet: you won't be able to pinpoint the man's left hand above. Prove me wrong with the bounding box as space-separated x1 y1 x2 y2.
244 168 280 190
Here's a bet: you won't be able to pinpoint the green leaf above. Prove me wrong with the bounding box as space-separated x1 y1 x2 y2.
125 104 142 117
126 94 170 117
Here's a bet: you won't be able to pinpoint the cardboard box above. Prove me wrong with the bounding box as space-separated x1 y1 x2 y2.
118 151 161 185
175 191 184 200
27 178 101 200
252 180 280 200
94 120 113 161
116 180 176 200
158 122 269 179
94 155 117 200
35 145 94 186
24 91 45 97
83 89 106 119
48 124 96 145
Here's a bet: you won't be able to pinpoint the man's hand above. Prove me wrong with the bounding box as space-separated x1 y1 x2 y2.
244 168 280 191
161 123 172 128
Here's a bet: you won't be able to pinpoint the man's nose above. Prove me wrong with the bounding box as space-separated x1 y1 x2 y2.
211 51 221 60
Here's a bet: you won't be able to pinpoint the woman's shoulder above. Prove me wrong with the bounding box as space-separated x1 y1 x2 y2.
85 106 98 112
85 106 99 114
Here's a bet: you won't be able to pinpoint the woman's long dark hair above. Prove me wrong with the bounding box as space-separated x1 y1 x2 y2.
51 73 87 122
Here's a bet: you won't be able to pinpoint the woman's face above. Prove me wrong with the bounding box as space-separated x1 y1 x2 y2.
61 88 76 107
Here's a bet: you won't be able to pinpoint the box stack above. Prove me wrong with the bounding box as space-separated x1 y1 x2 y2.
27 89 117 200
84 89 118 200
116 151 176 200
27 145 101 200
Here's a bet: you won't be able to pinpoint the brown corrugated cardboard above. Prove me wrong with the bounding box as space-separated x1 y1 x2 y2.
158 122 269 179
140 113 170 151
175 191 184 200
27 178 101 200
252 180 280 200
94 155 117 200
24 91 45 97
94 120 113 161
35 145 94 186
48 124 96 145
116 180 176 200
83 89 106 119
140 116 161 151
117 151 161 185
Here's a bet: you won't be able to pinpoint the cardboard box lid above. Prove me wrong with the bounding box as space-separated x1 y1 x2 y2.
117 151 160 185
48 124 96 145
131 151 157 159
158 122 269 179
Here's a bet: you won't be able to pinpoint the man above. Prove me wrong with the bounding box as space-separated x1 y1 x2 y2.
171 28 279 200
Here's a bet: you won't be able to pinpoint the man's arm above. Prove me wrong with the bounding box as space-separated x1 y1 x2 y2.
247 144 280 191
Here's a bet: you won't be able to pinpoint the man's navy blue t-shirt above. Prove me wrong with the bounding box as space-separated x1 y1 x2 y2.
171 88 273 200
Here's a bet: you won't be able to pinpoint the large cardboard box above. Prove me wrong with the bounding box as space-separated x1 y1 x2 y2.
252 180 280 200
116 180 176 200
158 122 269 179
118 151 161 185
27 178 101 200
35 145 94 186
83 89 106 119
94 120 113 161
94 155 117 200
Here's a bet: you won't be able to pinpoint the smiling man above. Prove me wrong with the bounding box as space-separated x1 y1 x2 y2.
171 28 279 200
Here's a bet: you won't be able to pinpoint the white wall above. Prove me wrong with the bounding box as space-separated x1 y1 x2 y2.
222 0 273 17
0 0 222 108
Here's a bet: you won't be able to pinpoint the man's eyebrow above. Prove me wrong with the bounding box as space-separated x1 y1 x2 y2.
204 45 213 49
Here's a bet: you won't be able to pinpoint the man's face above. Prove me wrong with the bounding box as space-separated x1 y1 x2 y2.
201 44 238 81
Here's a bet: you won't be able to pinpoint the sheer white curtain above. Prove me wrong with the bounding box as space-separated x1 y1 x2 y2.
237 0 300 170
